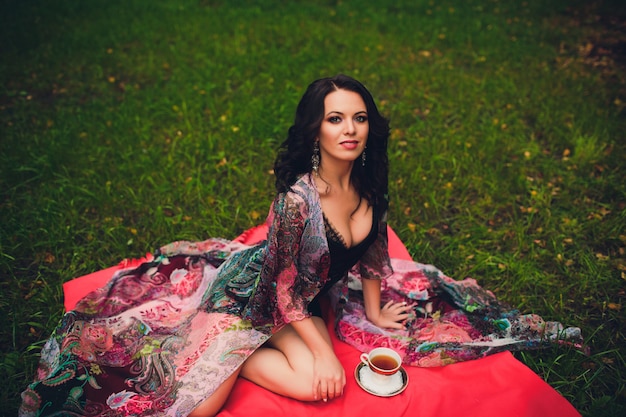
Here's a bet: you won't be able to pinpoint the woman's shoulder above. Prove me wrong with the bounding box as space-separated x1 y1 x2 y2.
271 173 320 217
276 174 315 201
293 173 315 192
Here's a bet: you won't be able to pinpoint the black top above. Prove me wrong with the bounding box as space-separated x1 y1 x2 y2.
307 206 379 317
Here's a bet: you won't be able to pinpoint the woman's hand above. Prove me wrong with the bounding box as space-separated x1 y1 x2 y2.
361 278 412 330
312 351 346 402
368 300 412 330
288 317 345 402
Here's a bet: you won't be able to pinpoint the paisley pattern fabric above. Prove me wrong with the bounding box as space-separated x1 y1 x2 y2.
334 259 583 367
20 241 271 417
20 173 582 416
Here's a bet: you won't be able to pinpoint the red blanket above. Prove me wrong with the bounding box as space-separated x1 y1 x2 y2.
63 226 580 417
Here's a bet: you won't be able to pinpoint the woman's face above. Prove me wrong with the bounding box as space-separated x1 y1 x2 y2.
317 89 369 171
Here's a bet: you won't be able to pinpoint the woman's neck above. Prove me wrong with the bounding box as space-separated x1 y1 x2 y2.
316 161 354 193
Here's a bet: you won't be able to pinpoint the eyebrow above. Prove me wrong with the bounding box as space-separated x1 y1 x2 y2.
325 110 368 117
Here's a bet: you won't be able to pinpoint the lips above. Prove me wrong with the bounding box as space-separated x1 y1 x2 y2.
340 140 359 150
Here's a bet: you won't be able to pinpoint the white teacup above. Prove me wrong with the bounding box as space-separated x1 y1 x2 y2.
360 347 402 382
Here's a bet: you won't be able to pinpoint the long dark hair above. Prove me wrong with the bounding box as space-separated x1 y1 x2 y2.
274 74 389 214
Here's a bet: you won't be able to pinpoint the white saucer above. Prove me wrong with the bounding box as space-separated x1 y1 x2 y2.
354 362 409 397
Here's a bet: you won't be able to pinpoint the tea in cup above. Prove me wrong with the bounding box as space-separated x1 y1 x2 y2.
359 347 402 381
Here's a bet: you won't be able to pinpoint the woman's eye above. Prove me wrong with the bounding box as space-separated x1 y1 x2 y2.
328 116 341 123
356 115 368 123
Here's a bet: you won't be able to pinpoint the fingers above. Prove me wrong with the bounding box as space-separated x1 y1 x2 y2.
328 378 345 401
396 301 413 311
329 378 345 401
387 320 407 330
383 300 412 310
320 381 328 402
382 301 412 317
313 377 320 401
377 301 414 328
326 381 335 401
316 376 346 402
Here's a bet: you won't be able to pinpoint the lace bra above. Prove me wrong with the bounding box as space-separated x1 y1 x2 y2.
307 206 379 317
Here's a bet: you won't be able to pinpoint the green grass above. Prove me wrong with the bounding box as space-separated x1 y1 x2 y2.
1 0 625 415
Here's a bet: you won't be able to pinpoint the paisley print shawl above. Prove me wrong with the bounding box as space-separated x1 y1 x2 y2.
334 259 583 367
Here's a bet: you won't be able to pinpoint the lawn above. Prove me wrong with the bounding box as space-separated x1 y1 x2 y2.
1 0 625 415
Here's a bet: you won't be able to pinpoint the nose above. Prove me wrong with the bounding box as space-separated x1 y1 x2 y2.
344 119 356 135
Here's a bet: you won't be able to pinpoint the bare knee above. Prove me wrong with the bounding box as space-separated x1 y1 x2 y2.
241 345 317 401
240 318 335 402
290 385 317 402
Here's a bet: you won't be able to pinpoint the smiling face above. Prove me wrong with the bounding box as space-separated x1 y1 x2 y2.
317 89 369 172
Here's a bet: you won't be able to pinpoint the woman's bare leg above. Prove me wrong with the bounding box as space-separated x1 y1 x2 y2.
240 316 333 401
188 367 241 417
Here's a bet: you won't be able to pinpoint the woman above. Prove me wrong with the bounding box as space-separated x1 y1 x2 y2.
190 74 410 415
20 75 581 417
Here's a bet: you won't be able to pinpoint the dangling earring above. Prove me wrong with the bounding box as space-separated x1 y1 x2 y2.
312 140 320 175
361 148 366 167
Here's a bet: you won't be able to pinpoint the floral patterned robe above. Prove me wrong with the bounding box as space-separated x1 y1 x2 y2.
20 173 582 416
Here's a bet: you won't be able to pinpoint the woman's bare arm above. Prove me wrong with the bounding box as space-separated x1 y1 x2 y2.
361 278 411 329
